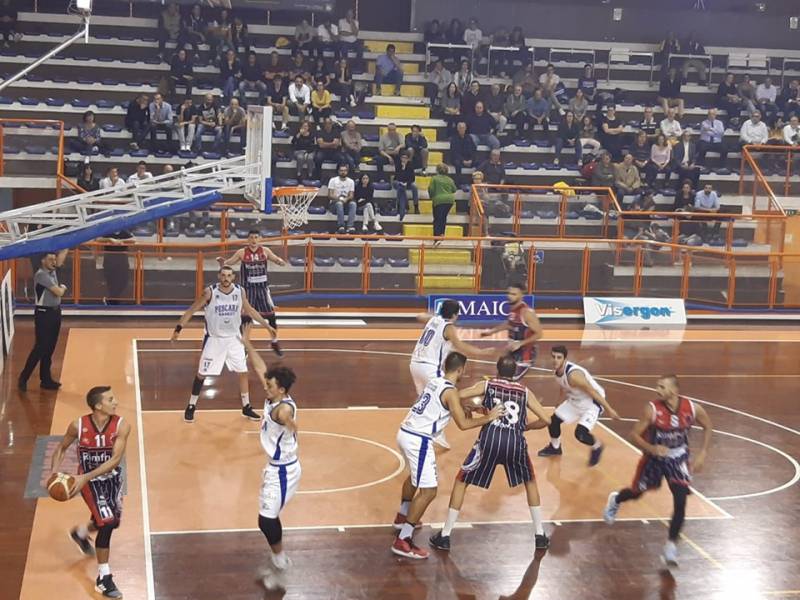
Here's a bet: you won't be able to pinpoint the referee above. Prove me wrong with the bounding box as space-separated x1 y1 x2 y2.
18 249 68 392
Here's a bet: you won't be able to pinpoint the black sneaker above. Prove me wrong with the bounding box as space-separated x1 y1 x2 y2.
184 404 196 423
271 341 284 357
17 378 27 392
242 404 261 421
537 444 563 457
69 528 94 556
535 534 550 550
95 574 123 598
41 380 62 390
589 444 604 467
429 531 450 551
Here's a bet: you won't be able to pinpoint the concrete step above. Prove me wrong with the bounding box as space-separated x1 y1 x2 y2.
402 223 463 237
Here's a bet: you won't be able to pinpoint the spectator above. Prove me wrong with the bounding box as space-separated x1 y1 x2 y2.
461 80 483 117
508 26 528 71
446 18 467 64
293 18 316 55
327 163 356 234
288 75 312 118
657 31 680 65
169 47 194 98
337 8 362 60
99 167 126 191
466 101 499 150
340 119 363 171
291 120 315 180
331 58 357 108
128 160 153 184
780 79 799 119
630 130 652 175
538 63 563 114
614 153 642 198
125 94 150 151
310 80 332 123
658 67 685 119
738 74 757 116
239 51 267 107
230 16 250 55
157 3 182 60
96 229 134 305
454 59 475 95
264 51 287 83
449 121 477 182
314 117 342 179
568 88 589 123
355 173 382 232
694 183 722 240
577 63 598 104
551 81 569 113
579 114 602 154
220 97 246 155
442 82 462 136
672 130 700 188
394 151 419 219
682 34 708 85
600 105 624 160
477 148 506 185
404 125 429 171
0 0 18 49
463 18 483 63
427 60 453 111
194 93 222 152
590 152 615 188
503 84 527 138
374 44 403 96
697 108 727 167
554 110 581 166
77 164 99 192
646 133 673 188
162 164 174 175
429 163 457 239
489 26 511 76
512 63 537 98
485 84 507 132
288 50 309 82
784 115 800 146
181 4 206 62
424 19 446 45
639 106 659 139
717 73 744 127
374 122 403 181
74 110 107 155
316 17 340 60
266 75 290 131
755 77 779 125
674 180 695 211
525 88 550 141
206 8 231 63
659 107 682 144
740 110 769 146
310 56 332 88
220 48 241 103
176 97 198 151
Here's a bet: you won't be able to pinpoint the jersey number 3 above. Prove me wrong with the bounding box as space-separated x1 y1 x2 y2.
412 392 431 415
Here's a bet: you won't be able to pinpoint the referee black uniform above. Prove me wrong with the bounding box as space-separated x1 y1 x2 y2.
19 252 67 391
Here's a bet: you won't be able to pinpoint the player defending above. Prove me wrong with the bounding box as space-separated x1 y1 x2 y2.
392 352 505 559
51 386 131 599
244 337 300 590
429 355 552 551
538 346 620 466
217 230 286 356
603 375 712 567
480 282 542 380
410 299 495 448
172 266 277 423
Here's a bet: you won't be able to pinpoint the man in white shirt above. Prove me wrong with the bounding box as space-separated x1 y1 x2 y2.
463 18 483 56
127 160 153 184
288 75 311 117
739 110 769 146
327 163 356 234
100 167 126 191
784 115 800 146
316 16 339 59
660 107 682 143
337 8 362 59
755 76 779 122
538 63 563 113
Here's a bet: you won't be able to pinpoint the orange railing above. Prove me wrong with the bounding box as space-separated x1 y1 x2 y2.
740 144 799 203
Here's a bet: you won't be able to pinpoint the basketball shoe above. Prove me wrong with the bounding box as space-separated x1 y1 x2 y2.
271 341 284 357
589 444 604 467
535 534 550 550
428 531 450 551
241 404 261 420
69 528 94 556
603 491 620 524
95 574 123 598
184 404 196 423
661 541 679 568
391 537 429 559
537 443 562 457
392 513 422 530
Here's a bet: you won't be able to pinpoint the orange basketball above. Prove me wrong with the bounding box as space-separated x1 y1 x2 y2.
46 472 75 502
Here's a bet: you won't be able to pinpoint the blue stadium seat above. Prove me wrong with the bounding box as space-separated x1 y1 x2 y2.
260 229 281 238
185 227 207 238
273 130 290 139
520 162 540 170
202 152 222 160
370 257 386 267
45 97 65 107
519 210 535 219
26 145 47 155
25 74 45 82
289 257 307 267
314 257 336 267
70 99 91 108
102 124 123 132
301 179 321 187
338 257 360 267
0 96 13 104
565 210 580 219
108 148 125 157
363 133 379 142
536 209 557 219
307 206 326 215
388 257 410 267
732 238 748 247
130 149 150 157
19 97 39 105
373 182 391 191
512 139 531 147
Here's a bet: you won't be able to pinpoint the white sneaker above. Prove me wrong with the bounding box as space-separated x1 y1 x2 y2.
272 552 291 571
375 223 383 231
661 541 679 568
433 432 450 449
260 567 288 591
603 492 619 525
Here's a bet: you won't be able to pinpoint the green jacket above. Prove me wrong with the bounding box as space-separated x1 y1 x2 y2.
427 174 457 207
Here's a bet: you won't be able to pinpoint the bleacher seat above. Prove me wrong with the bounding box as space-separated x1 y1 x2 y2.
289 257 307 267
338 257 360 267
388 257 410 267
370 257 386 267
314 257 336 267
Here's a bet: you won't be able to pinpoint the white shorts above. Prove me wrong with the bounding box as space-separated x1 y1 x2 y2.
259 460 302 518
554 401 602 431
198 335 247 376
409 361 439 395
397 429 438 489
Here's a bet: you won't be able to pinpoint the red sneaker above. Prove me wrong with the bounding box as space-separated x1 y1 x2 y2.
391 537 429 559
392 513 423 530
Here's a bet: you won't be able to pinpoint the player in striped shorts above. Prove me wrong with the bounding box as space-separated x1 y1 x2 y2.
429 354 552 551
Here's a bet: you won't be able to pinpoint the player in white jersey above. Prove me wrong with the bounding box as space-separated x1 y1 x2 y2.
172 266 277 424
392 352 505 559
410 298 495 449
538 345 620 466
244 337 299 591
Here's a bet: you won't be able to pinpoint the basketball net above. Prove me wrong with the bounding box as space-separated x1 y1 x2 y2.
272 187 318 230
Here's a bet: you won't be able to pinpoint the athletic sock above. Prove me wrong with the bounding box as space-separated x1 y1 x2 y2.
399 501 410 516
592 440 602 450
189 394 199 407
550 438 561 450
272 551 289 570
241 392 250 407
441 508 459 536
529 505 544 536
98 563 111 577
76 524 89 539
399 522 415 540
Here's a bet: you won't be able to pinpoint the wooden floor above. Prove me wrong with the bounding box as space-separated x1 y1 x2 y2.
2 322 800 600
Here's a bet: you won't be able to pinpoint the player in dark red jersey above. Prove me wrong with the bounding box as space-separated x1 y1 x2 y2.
481 282 542 380
218 230 286 356
603 375 712 567
51 386 131 599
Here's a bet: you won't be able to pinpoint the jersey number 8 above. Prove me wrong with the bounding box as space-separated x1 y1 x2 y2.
493 399 521 425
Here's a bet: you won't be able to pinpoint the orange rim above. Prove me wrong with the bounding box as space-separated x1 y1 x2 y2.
273 186 319 197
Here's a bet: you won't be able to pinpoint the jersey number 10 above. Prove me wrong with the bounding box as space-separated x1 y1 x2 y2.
418 328 435 347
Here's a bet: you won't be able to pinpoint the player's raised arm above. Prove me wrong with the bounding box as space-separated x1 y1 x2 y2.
691 404 712 472
243 336 268 389
525 388 552 430
216 247 245 268
264 246 287 267
629 403 667 457
241 291 277 339
51 420 79 474
172 287 212 341
569 369 620 419
69 421 132 496
444 387 504 431
414 312 434 323
445 324 496 358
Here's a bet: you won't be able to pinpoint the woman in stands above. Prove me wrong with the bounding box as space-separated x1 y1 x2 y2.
579 115 601 155
220 48 241 104
230 16 250 55
77 164 99 193
442 82 462 136
311 57 332 88
331 59 357 108
446 19 467 66
291 120 315 181
355 173 382 233
453 59 475 95
428 163 457 243
646 133 673 189
310 80 333 124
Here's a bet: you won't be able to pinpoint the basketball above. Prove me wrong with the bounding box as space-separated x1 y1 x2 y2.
46 472 75 502
463 396 487 415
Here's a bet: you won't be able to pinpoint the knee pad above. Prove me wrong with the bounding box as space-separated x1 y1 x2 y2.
258 515 282 546
574 425 595 446
547 416 563 438
94 521 118 549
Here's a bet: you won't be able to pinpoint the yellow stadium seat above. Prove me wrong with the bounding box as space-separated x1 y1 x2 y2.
364 40 415 54
408 248 473 265
402 224 463 237
376 104 431 119
416 275 476 291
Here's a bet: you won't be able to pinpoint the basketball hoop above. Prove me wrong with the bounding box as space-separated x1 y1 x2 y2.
272 186 318 230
